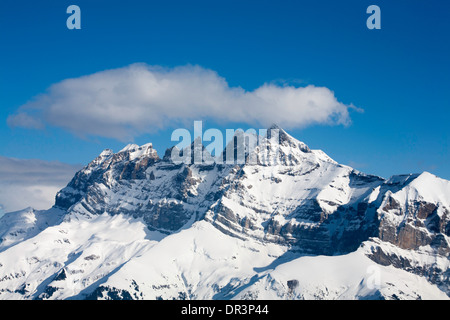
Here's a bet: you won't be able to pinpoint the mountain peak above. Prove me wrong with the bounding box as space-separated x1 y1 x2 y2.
119 144 140 153
265 124 311 153
99 149 114 157
267 123 283 131
117 143 158 161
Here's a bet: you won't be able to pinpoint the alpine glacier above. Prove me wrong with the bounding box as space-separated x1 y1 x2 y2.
0 126 449 300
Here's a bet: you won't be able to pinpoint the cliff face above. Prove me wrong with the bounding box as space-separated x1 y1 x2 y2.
1 127 449 299
364 173 450 294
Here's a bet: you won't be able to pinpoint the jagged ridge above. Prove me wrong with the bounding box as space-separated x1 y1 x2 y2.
0 127 449 299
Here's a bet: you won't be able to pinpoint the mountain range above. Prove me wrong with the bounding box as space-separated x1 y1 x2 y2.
0 126 449 300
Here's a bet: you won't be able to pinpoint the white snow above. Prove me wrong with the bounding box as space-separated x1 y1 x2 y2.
234 246 448 300
1 213 446 300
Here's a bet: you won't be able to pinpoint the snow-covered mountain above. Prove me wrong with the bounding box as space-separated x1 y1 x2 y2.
0 127 449 300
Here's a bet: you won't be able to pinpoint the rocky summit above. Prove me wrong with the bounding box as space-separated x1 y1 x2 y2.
0 127 449 300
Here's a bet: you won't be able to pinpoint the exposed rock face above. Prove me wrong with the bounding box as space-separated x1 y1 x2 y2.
55 143 217 233
364 173 450 295
365 239 450 296
55 145 159 210
44 127 450 296
376 176 450 250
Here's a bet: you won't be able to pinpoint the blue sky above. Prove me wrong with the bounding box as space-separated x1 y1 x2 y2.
1 0 450 185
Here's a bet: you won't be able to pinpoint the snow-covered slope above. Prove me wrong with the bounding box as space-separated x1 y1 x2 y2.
0 207 65 252
234 246 448 300
0 217 446 300
0 127 448 300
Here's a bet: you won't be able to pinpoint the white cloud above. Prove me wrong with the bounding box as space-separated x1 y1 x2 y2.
0 156 82 214
8 64 359 141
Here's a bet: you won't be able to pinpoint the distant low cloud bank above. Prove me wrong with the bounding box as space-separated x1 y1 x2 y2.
0 156 82 214
8 64 360 141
